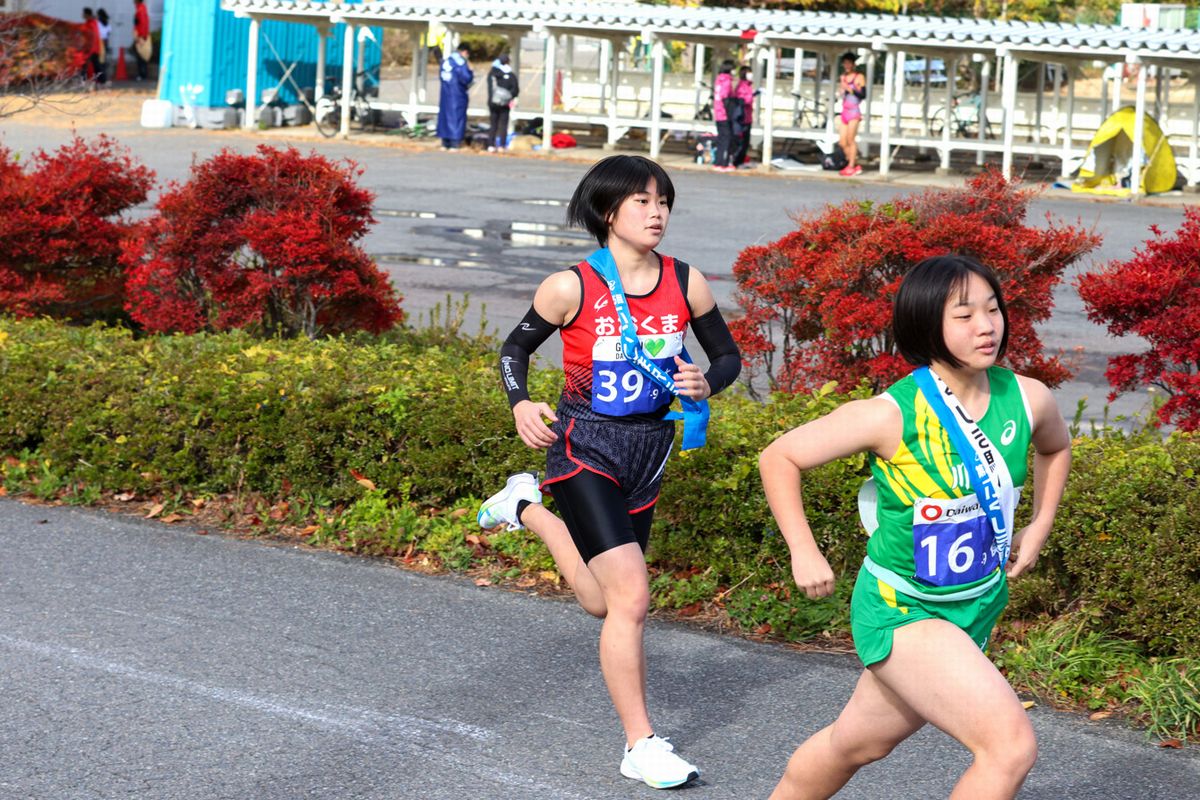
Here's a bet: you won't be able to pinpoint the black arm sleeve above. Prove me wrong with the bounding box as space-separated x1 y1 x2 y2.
499 306 558 408
691 305 741 396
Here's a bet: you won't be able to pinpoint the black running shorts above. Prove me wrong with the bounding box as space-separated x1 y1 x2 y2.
542 401 675 514
542 401 674 562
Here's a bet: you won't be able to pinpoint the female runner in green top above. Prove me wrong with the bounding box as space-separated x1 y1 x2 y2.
760 255 1072 800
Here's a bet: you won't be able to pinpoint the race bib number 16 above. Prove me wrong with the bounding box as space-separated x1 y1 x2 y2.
912 495 1000 587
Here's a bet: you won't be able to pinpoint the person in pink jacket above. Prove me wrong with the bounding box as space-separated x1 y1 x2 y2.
732 66 758 167
712 60 736 171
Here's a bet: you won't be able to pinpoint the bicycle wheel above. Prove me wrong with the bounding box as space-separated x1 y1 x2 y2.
353 96 373 131
314 95 341 137
930 106 948 138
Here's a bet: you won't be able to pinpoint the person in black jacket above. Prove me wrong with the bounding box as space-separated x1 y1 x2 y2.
487 54 520 152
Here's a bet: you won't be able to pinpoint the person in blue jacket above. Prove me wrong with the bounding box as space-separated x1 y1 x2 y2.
437 43 474 150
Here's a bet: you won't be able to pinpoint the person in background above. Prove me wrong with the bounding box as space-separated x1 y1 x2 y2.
712 59 736 172
95 8 111 85
80 8 102 89
132 0 151 81
732 65 758 168
486 53 519 152
838 52 866 177
437 42 474 150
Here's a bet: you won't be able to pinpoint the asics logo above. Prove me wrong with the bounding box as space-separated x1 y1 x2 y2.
1000 420 1017 446
594 296 610 311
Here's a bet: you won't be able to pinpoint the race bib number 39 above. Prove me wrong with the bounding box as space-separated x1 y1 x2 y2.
591 333 682 415
912 494 1003 587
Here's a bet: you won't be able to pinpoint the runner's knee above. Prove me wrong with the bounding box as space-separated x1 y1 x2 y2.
828 726 900 767
973 715 1037 776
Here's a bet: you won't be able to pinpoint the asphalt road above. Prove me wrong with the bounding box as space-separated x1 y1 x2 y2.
1 499 1197 799
0 98 1189 425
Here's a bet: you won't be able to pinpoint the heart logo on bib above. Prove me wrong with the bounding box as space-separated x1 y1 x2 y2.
644 338 666 357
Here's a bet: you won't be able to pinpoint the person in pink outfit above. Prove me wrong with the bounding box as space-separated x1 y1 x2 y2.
838 52 866 177
712 60 736 170
732 66 758 167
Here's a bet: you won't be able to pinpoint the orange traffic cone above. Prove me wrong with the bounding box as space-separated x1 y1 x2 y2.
114 47 129 81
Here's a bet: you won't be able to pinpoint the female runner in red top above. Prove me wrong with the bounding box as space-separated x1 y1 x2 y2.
479 155 740 789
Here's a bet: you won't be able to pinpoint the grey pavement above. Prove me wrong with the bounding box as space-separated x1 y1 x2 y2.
2 499 1198 799
0 93 1188 425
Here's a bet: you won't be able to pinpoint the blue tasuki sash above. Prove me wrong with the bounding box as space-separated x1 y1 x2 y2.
911 366 1013 565
585 248 709 450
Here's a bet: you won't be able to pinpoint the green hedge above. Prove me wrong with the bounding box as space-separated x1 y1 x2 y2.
1 317 1198 666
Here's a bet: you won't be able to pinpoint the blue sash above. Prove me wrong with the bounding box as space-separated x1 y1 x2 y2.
911 366 1012 565
585 248 709 450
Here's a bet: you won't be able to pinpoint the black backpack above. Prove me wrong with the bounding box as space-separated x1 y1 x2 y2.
722 96 746 134
822 145 848 171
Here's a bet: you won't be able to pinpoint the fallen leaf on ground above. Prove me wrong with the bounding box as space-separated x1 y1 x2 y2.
145 503 164 518
754 623 772 635
114 492 136 502
191 498 206 508
348 468 376 491
1089 711 1113 721
161 513 183 523
1021 701 1037 710
0 487 6 497
1158 739 1183 749
466 534 482 546
474 578 492 587
299 525 319 535
538 570 560 584
450 508 468 519
677 602 703 617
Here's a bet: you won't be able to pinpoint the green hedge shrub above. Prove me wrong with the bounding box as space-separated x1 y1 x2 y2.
1 316 1197 667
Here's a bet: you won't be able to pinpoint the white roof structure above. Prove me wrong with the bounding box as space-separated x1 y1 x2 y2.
222 0 1200 195
225 0 1200 63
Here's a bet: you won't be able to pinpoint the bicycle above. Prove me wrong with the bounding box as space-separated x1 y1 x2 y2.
930 92 994 139
315 70 381 137
790 91 827 129
693 80 713 122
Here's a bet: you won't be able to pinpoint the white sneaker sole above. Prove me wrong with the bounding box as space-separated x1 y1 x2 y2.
619 761 700 789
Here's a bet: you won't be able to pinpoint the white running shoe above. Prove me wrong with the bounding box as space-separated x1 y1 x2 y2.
477 472 541 530
620 735 700 789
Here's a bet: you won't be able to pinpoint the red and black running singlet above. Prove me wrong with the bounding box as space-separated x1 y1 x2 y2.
560 255 692 416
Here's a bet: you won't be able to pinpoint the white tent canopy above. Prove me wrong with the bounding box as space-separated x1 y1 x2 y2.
222 0 1200 195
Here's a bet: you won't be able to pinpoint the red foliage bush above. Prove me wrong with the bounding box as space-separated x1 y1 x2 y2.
125 145 403 338
731 170 1101 395
1077 209 1200 430
0 135 154 322
0 13 85 89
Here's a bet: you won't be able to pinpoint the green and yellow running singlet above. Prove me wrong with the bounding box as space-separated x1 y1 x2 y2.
868 366 1032 596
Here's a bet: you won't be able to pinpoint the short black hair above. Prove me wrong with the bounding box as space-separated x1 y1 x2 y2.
566 155 675 246
893 254 1009 368
841 52 858 65
719 59 735 74
456 43 470 53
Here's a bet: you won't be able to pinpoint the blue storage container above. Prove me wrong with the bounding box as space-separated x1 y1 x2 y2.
158 0 382 109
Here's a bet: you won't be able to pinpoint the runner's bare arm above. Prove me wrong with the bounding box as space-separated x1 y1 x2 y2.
760 397 900 598
1007 376 1071 578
